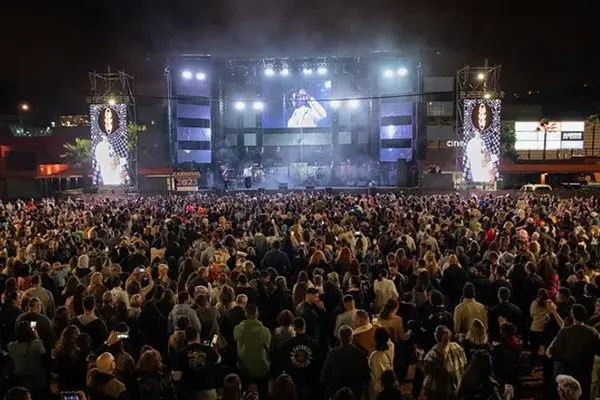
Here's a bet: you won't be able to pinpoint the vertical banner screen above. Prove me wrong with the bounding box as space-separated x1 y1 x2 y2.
462 99 501 183
90 104 129 185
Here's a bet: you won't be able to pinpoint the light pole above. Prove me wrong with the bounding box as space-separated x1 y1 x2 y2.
19 103 29 126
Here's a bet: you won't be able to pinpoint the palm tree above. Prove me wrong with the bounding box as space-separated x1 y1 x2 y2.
536 118 557 159
127 122 146 154
587 114 600 156
500 123 518 162
61 138 92 168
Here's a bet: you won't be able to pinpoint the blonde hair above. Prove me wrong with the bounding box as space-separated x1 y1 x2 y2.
465 318 488 345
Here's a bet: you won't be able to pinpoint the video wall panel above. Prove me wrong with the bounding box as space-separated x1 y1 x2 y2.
90 104 129 186
462 99 501 183
514 121 584 151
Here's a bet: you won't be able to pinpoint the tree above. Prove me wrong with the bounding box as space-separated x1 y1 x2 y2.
127 122 146 154
61 138 92 168
536 118 558 159
586 114 600 156
500 123 519 162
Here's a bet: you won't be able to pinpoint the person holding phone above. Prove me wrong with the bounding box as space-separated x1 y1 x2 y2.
7 321 49 397
174 326 221 400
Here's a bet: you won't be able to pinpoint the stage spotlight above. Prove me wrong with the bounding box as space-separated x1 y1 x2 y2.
384 69 394 78
325 81 332 89
477 72 485 81
483 92 492 99
182 70 193 80
349 99 359 109
330 100 341 109
234 101 246 111
264 68 275 77
397 68 408 77
303 68 313 75
253 101 264 111
280 68 290 76
387 125 394 136
318 66 327 75
107 98 116 106
196 72 206 81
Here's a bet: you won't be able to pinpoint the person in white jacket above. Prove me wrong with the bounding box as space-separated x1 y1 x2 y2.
373 269 399 314
368 327 395 399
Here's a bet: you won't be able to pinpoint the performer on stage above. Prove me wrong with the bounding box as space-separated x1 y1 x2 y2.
287 89 327 128
94 136 124 185
243 166 252 189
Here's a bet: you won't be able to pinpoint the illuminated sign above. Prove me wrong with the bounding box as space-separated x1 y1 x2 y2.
514 121 584 150
462 99 501 183
173 171 200 191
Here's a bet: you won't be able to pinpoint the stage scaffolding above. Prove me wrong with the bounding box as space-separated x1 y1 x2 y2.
455 60 502 185
87 68 138 191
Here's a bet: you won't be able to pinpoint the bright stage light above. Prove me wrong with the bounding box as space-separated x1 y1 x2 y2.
349 99 359 109
303 68 313 75
280 68 290 76
253 101 264 111
318 66 327 75
107 98 116 106
325 81 332 89
196 72 206 81
182 70 193 80
397 68 408 77
234 101 246 111
384 69 394 78
484 92 492 99
264 68 275 77
387 125 394 136
330 100 341 109
477 72 485 81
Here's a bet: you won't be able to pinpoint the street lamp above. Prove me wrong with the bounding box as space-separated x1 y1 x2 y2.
19 103 30 126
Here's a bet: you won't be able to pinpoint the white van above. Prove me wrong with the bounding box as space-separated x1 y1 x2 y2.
520 184 552 192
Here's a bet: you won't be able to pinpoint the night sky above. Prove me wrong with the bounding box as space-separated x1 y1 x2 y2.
1 0 598 120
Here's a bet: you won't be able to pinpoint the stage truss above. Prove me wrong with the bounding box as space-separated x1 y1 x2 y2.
455 61 503 185
87 69 137 191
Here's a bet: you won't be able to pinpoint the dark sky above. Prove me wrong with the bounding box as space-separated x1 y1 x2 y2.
0 0 598 119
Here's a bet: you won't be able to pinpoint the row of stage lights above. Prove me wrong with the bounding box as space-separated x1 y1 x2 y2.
233 99 360 111
183 66 409 80
383 68 409 78
263 64 328 77
182 70 207 81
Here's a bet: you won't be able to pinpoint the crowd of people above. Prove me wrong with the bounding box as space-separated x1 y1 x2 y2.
0 192 599 400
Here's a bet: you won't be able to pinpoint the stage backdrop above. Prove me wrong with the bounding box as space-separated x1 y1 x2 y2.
90 103 129 186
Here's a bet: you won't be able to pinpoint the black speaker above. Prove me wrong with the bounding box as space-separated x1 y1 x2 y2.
278 183 288 190
306 185 315 190
396 159 408 187
325 187 333 195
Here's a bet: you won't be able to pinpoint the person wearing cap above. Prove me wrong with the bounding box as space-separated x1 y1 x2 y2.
548 304 600 400
321 325 370 400
557 375 582 400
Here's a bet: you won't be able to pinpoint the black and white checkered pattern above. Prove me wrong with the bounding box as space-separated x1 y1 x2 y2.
461 99 501 183
90 104 129 185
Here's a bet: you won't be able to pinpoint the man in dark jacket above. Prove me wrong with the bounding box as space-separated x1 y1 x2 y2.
1 291 23 346
260 240 290 275
87 352 127 400
220 294 247 369
73 296 109 351
440 262 468 310
274 318 322 400
296 288 326 344
488 287 523 341
38 262 58 303
321 325 369 400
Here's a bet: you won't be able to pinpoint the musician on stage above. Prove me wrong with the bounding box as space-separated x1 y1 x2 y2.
243 166 252 189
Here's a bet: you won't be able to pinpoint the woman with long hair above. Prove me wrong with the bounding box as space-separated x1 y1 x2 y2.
422 326 467 400
53 325 88 391
52 306 71 340
66 283 86 317
133 349 176 400
220 373 258 400
529 288 563 372
368 327 395 399
308 250 330 277
335 247 354 276
216 285 235 322
271 276 293 315
62 276 80 304
457 350 502 400
272 374 298 400
538 256 559 299
462 318 491 362
87 272 107 305
177 258 196 293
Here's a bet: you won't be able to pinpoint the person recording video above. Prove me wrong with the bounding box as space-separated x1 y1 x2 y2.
287 88 327 128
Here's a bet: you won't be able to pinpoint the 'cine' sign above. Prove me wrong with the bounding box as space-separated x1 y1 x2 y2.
446 140 465 147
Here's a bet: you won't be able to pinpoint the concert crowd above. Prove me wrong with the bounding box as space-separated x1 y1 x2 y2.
0 192 599 400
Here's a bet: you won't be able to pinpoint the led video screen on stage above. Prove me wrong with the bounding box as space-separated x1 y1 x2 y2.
90 104 129 186
462 99 501 183
261 80 332 128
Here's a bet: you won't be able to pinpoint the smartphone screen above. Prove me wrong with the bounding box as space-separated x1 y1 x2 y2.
211 334 218 347
61 392 79 400
117 333 129 340
30 321 37 329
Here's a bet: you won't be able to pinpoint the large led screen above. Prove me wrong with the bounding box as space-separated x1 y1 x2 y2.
514 121 584 150
90 104 129 185
462 99 501 183
262 80 331 128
